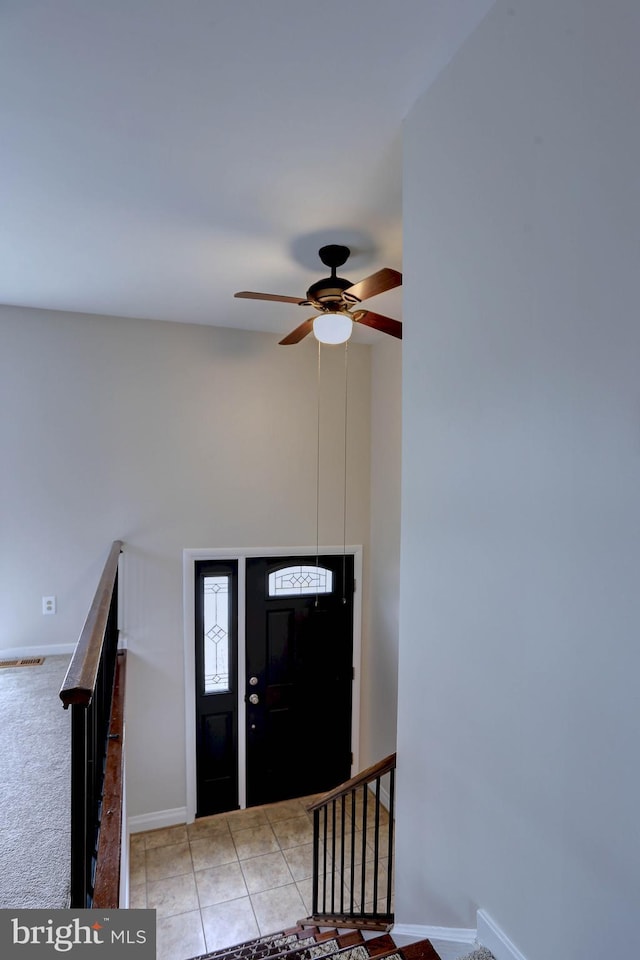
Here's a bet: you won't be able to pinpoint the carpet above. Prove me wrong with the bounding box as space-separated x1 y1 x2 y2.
0 655 71 908
458 950 495 960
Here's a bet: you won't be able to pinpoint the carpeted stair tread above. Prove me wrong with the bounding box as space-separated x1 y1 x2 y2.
274 931 363 960
214 930 363 960
189 926 443 960
192 928 343 960
271 938 440 960
192 928 314 960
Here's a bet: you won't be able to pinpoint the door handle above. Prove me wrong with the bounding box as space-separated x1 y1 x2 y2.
249 693 259 705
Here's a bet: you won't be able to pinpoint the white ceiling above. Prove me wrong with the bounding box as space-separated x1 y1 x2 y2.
0 0 494 342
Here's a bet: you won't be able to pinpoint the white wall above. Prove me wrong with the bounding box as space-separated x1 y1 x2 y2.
397 1 640 957
0 305 371 818
364 339 402 764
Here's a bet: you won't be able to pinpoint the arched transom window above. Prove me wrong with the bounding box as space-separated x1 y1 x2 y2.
268 564 334 597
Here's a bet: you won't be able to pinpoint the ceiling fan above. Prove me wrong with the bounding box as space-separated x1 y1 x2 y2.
234 244 402 344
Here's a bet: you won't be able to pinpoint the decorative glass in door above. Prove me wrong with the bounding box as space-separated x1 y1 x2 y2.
195 560 238 816
203 575 230 694
268 564 334 597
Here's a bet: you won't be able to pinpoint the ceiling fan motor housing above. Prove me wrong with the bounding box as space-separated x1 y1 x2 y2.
305 274 355 307
306 244 355 307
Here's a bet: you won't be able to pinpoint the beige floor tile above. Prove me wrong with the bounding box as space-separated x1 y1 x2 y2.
361 856 390 900
328 829 373 867
282 842 314 881
129 794 394 955
146 841 193 882
315 872 354 913
201 897 259 952
130 833 146 855
271 816 313 850
352 791 390 824
232 824 279 859
295 878 313 914
365 823 392 852
339 860 390 912
129 848 146 886
264 799 309 823
187 816 232 842
363 895 394 914
196 861 248 908
144 824 189 849
240 850 294 894
250 882 306 935
156 910 205 960
147 872 199 919
129 882 147 909
190 834 238 871
226 807 269 833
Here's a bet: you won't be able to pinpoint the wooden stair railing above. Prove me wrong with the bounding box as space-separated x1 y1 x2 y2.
303 753 396 931
59 540 125 908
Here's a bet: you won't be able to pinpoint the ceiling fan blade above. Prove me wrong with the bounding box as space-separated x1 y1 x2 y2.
279 317 315 345
355 310 403 339
235 290 304 305
344 267 402 302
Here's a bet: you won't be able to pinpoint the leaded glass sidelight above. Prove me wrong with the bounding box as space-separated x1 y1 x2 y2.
268 564 334 597
203 575 230 693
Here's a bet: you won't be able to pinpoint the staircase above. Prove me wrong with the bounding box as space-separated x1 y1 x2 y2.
190 924 440 960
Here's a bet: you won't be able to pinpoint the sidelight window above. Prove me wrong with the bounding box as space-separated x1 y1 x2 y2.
203 575 230 693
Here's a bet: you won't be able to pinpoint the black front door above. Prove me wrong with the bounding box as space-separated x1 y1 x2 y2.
245 554 354 807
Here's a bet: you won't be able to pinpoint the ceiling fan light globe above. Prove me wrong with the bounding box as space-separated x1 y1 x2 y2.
313 313 353 345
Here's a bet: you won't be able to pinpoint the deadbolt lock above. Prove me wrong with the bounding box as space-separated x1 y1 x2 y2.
249 676 258 686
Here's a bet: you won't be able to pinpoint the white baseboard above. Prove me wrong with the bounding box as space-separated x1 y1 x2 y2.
1 643 76 658
128 807 188 834
392 923 476 945
477 910 527 960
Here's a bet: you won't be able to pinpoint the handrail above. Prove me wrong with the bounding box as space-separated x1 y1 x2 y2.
60 540 124 708
307 753 396 811
304 753 396 931
58 540 125 907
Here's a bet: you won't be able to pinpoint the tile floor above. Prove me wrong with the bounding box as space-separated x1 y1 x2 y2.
130 795 391 960
129 796 473 960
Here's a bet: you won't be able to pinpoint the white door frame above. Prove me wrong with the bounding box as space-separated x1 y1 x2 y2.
183 544 363 823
